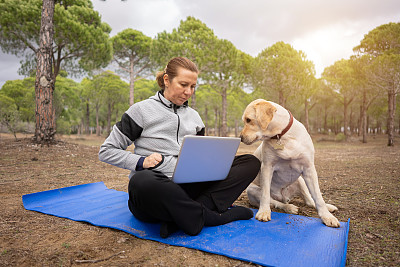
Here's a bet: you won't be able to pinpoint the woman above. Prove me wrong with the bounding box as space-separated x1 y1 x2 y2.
99 57 260 238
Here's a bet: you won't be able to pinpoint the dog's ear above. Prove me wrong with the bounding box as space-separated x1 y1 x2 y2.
255 101 276 130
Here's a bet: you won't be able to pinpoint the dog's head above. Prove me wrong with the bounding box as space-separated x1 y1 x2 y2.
240 99 277 145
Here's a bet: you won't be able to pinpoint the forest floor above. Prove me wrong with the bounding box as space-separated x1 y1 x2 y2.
0 133 399 266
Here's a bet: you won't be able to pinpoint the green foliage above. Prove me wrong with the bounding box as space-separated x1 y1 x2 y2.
0 78 35 121
56 119 72 135
0 0 42 55
195 85 221 123
81 76 102 109
111 28 152 74
354 22 400 56
335 133 346 142
0 0 113 77
92 71 129 105
368 54 400 91
353 22 400 143
202 38 248 87
0 9 399 137
154 17 247 135
253 41 315 106
227 89 253 127
134 79 159 102
0 94 20 139
323 59 354 92
153 16 216 71
85 71 129 133
54 76 82 134
353 23 400 98
111 28 153 105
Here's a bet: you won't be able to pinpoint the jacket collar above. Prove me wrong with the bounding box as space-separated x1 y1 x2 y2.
154 91 188 109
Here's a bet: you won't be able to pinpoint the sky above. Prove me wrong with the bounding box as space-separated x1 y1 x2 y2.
0 0 399 87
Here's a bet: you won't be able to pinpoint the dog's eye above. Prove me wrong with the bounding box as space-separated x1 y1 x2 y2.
246 118 251 123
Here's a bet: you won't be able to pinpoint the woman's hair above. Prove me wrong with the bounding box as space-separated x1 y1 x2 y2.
156 57 199 90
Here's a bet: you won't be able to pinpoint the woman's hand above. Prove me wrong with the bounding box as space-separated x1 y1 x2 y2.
143 153 163 169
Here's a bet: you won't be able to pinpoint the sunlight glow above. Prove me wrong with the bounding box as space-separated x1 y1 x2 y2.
292 23 359 78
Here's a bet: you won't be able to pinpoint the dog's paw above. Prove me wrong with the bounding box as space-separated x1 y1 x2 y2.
326 204 338 213
255 210 271 222
321 214 340 228
283 204 299 214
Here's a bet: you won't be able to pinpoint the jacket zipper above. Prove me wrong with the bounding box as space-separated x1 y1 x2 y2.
173 104 181 144
155 92 182 145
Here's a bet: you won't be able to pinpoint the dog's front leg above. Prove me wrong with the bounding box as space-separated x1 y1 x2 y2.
303 166 340 228
297 177 338 213
255 162 274 222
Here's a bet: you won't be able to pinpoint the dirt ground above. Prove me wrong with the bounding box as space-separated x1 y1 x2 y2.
0 133 399 266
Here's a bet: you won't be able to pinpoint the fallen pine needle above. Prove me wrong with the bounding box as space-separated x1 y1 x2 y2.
75 251 125 263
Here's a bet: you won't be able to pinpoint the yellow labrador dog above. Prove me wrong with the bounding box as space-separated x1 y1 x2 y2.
240 99 340 227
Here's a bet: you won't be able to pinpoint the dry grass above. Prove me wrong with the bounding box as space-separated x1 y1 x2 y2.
0 133 399 266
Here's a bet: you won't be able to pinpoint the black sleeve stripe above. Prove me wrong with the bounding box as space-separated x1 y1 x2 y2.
196 127 205 136
116 113 143 142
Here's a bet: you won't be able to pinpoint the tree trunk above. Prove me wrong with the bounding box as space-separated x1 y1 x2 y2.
115 108 119 123
96 104 100 136
85 100 90 135
235 120 239 137
343 101 348 138
218 110 221 136
204 107 209 136
362 90 368 143
278 90 285 107
398 115 400 135
107 102 113 135
377 120 382 134
221 88 228 137
333 116 339 134
129 57 135 106
349 107 354 134
358 105 362 137
387 91 395 146
394 93 397 135
34 0 56 144
214 107 218 136
324 105 328 134
191 91 196 109
304 99 310 133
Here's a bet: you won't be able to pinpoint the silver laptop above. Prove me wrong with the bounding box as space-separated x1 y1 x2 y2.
171 135 241 184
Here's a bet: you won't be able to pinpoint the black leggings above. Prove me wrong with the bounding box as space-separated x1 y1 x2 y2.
128 154 260 236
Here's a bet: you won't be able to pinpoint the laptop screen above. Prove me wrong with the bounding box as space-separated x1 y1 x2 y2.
172 136 240 184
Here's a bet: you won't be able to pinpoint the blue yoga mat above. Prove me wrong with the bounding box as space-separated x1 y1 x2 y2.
22 182 349 267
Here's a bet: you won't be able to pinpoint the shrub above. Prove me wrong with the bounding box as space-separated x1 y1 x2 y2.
335 133 346 141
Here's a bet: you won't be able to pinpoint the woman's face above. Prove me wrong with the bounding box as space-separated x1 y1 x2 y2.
163 67 198 106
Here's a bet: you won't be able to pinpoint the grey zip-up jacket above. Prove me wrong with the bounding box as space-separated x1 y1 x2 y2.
99 91 205 179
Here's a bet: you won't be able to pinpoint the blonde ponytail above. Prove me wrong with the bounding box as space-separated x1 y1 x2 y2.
156 71 166 89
